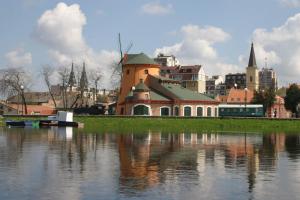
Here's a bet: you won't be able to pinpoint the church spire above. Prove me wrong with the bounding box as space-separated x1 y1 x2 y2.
80 62 88 90
248 42 257 67
68 62 76 87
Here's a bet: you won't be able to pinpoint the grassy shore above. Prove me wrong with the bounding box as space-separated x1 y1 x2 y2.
1 116 300 133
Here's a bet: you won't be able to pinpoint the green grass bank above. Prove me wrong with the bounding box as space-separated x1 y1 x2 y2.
2 116 300 133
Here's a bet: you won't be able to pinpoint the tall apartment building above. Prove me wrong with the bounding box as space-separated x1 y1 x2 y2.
160 65 206 93
206 75 224 96
259 68 278 91
225 73 246 89
154 53 180 67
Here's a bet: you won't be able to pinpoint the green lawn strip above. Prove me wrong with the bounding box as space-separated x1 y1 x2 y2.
1 116 300 134
74 117 300 134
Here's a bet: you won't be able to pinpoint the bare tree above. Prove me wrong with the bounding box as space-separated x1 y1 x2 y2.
41 65 57 108
57 66 70 109
0 68 31 114
89 69 102 104
110 61 122 88
57 66 82 109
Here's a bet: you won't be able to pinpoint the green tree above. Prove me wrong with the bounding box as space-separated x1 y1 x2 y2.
252 88 276 115
284 84 300 116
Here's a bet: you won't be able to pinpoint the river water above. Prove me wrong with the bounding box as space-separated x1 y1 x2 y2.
1 127 300 200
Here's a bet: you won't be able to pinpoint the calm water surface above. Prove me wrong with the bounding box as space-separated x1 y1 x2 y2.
1 127 300 200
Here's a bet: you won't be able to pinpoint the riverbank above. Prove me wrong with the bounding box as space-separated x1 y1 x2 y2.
2 116 300 133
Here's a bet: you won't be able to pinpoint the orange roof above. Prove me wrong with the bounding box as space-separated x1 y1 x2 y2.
225 88 254 104
216 94 228 103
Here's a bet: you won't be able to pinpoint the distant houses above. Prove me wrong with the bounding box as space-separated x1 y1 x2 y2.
0 93 56 115
0 63 117 115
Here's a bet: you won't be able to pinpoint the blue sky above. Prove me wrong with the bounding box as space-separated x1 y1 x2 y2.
1 0 300 89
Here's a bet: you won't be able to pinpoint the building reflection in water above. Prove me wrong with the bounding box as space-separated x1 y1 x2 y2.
1 128 300 198
116 131 299 194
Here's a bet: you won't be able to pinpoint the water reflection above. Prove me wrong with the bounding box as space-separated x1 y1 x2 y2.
1 128 300 200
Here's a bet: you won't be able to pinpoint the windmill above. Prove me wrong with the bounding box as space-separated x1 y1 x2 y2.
111 33 133 86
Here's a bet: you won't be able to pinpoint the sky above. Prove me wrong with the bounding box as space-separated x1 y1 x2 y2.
1 0 300 90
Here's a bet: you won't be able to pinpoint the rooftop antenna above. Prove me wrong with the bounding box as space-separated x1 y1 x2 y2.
265 57 268 68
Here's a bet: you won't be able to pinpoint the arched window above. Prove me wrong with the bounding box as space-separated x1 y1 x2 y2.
184 106 192 117
174 106 179 116
207 107 212 117
160 107 170 116
215 107 218 117
197 107 203 117
133 105 149 115
250 76 253 82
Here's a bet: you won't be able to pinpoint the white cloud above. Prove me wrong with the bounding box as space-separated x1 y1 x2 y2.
5 48 32 67
280 0 300 7
35 2 118 88
154 24 240 76
141 1 173 15
247 13 300 85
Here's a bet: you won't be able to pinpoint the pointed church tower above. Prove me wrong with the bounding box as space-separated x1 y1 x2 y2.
80 62 89 90
68 62 77 87
246 43 259 91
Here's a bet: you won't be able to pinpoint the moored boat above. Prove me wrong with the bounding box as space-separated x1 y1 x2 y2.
5 111 83 128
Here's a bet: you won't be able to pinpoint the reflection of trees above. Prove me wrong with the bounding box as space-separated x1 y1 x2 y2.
257 135 276 172
285 135 300 160
0 128 50 169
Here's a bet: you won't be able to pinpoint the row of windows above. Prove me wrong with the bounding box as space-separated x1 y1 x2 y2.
226 75 246 80
132 105 217 117
220 108 262 113
181 106 216 117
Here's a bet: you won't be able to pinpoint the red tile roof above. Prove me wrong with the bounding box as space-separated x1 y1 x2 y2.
224 88 254 104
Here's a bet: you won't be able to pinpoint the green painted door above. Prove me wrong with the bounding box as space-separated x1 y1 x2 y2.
133 105 149 115
184 107 192 116
161 107 169 116
207 107 212 117
197 107 203 117
174 107 179 116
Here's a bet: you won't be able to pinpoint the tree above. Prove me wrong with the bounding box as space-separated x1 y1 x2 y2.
57 66 71 109
252 88 276 115
110 61 122 88
88 69 102 104
284 84 300 116
0 68 31 114
41 65 57 108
